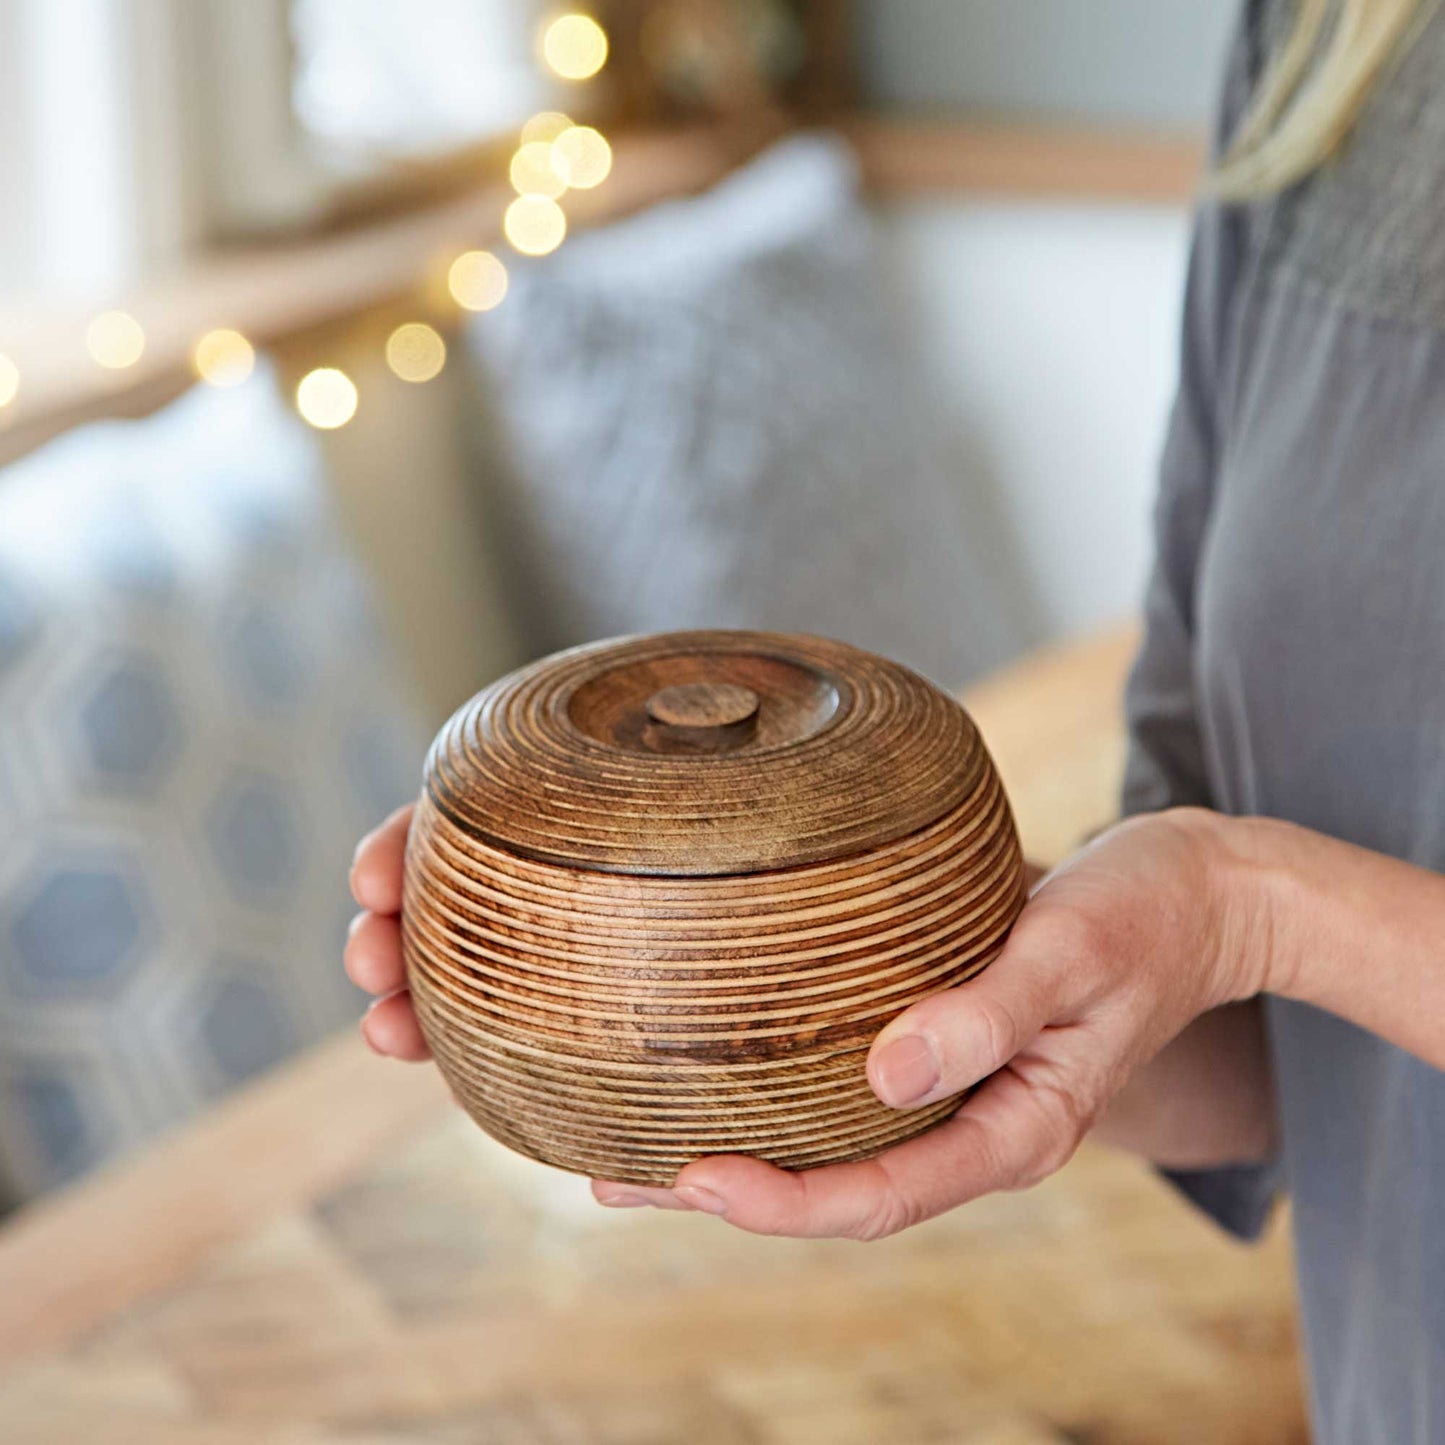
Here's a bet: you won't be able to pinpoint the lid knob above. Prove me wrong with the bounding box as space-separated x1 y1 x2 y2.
644 682 759 752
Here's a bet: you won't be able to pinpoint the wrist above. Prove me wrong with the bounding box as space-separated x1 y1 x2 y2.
1199 810 1306 999
1168 807 1301 1002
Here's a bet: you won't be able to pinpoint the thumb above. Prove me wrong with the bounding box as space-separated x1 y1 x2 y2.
866 953 1056 1110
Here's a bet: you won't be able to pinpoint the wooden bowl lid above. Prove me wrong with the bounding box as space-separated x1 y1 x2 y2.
424 629 989 877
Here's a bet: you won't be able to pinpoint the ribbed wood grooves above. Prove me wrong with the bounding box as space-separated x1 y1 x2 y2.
403 631 1025 1185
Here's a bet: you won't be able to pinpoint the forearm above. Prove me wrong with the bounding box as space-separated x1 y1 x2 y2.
1092 999 1277 1168
1228 815 1445 1072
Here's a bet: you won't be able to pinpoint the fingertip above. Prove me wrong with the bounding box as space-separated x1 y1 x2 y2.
343 911 407 995
671 1154 805 1232
349 804 415 913
350 853 402 915
591 1179 691 1210
868 995 937 1060
672 1153 772 1194
360 990 433 1062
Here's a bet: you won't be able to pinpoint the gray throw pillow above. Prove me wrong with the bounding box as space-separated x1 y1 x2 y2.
466 132 1029 690
0 365 424 1202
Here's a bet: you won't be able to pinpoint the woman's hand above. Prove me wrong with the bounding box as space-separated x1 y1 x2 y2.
346 803 1280 1240
594 806 1274 1237
345 804 432 1062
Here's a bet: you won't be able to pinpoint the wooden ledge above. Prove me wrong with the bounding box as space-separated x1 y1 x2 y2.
0 117 1203 468
848 116 1204 204
0 124 779 469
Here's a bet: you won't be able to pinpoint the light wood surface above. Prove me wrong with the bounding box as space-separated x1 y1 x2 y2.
0 118 1201 470
0 1029 448 1367
0 622 1306 1443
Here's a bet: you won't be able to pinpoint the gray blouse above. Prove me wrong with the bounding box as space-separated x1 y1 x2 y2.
1123 2 1445 1439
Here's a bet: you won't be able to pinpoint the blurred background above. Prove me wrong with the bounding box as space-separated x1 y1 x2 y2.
0 4 1308 1443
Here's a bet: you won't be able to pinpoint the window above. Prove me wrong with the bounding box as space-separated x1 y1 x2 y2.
0 0 191 305
0 0 564 309
292 0 551 164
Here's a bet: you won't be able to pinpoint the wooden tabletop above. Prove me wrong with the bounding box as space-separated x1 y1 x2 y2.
0 622 1307 1445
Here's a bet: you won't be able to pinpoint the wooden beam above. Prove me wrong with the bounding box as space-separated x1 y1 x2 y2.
848 116 1205 204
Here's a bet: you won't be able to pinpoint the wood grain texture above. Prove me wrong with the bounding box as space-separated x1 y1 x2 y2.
404 630 1026 1184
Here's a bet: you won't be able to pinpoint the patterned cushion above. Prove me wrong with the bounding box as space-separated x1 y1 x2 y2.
466 133 1030 690
0 365 425 1203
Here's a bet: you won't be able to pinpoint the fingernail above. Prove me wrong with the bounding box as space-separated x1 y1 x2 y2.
347 912 367 939
674 1185 728 1216
597 1189 654 1209
872 1034 940 1108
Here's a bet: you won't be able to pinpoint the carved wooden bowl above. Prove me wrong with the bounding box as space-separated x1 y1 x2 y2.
402 630 1025 1186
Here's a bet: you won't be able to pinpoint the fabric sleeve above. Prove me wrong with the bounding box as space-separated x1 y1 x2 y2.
1122 1 1282 1241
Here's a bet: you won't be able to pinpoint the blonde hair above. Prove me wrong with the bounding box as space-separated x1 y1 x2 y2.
1210 0 1429 199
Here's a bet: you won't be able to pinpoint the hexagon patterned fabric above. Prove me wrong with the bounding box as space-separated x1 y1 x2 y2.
0 366 425 1204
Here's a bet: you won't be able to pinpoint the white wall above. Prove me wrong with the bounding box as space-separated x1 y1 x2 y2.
852 0 1237 129
874 198 1192 644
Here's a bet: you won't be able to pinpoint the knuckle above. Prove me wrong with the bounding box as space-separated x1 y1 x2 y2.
845 1164 924 1243
1012 1068 1096 1189
970 992 1027 1073
1064 908 1115 968
849 1191 920 1243
974 1125 1023 1191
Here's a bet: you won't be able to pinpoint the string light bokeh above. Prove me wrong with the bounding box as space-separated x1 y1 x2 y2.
87 311 146 370
520 111 574 145
15 10 611 431
551 125 612 189
511 141 568 198
193 329 256 388
504 194 568 256
542 14 609 80
447 250 510 312
296 368 359 429
386 323 448 384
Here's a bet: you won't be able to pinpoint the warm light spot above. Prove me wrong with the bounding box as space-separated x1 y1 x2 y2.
504 195 567 257
193 328 255 387
510 140 567 198
447 250 509 311
542 13 608 80
385 322 447 384
550 125 612 189
296 367 357 429
0 354 18 409
521 110 573 145
87 311 145 370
